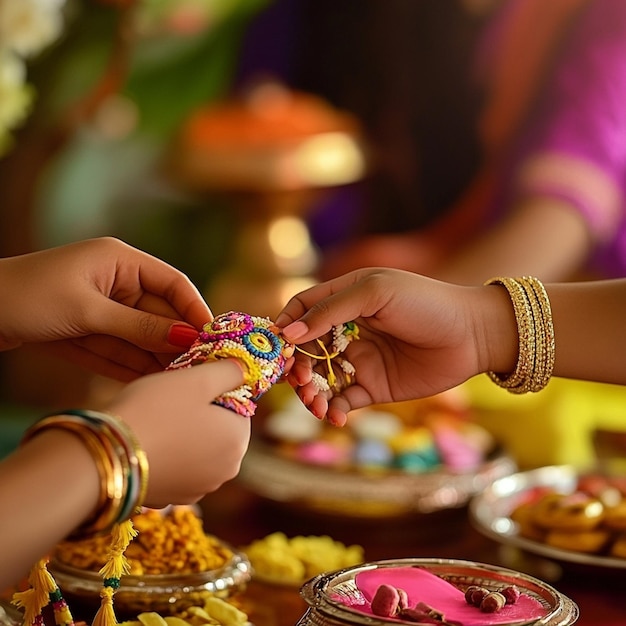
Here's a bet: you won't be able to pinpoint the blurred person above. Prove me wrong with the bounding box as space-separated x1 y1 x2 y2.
241 0 626 285
238 0 626 469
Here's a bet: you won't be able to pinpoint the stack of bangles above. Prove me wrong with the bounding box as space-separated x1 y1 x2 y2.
20 409 149 539
484 275 555 394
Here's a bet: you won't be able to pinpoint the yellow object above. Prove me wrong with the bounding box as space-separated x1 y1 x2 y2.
120 599 250 626
11 559 58 626
164 618 193 626
242 532 364 585
55 507 232 575
466 375 626 469
388 426 434 454
203 597 248 626
138 613 169 626
484 276 554 394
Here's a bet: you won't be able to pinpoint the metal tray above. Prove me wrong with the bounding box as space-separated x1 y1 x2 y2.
239 440 516 518
469 465 626 571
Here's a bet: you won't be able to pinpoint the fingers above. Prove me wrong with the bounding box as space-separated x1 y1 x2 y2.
294 384 353 427
42 338 164 382
290 361 369 427
277 270 386 344
94 238 212 346
105 358 249 506
132 249 213 329
131 291 182 320
92 299 202 354
275 272 358 328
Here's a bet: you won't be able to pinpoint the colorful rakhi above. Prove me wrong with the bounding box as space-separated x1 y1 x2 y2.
167 311 294 417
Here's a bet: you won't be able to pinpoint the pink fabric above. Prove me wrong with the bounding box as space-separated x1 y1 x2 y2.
487 0 626 276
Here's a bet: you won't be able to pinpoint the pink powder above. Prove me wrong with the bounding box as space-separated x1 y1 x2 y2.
345 567 547 625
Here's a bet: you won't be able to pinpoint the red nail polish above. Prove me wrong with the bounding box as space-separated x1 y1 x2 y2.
168 324 199 348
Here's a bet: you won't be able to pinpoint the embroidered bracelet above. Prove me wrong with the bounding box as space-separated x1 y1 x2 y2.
167 311 294 417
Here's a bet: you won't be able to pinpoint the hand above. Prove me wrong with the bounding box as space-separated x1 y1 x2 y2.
105 358 249 506
0 237 212 381
276 268 513 426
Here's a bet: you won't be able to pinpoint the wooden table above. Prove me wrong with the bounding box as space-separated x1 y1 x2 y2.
3 478 625 626
200 479 626 626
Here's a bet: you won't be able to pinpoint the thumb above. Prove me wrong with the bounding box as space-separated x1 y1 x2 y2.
173 358 247 399
105 359 246 425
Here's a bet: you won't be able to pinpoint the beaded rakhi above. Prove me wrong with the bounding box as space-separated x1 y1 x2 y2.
167 311 294 417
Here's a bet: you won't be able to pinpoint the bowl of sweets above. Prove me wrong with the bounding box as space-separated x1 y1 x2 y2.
48 506 251 616
239 391 515 518
470 464 626 573
241 531 365 588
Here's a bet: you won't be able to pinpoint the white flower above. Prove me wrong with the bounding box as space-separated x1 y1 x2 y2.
338 359 356 376
311 372 330 392
332 322 359 354
0 0 66 57
0 0 67 154
332 329 350 354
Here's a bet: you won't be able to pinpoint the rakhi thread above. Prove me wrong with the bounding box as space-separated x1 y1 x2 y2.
295 322 360 393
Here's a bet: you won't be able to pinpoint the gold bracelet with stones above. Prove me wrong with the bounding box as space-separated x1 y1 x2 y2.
484 276 554 394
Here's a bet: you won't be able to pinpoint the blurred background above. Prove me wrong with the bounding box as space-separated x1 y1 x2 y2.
2 0 626 476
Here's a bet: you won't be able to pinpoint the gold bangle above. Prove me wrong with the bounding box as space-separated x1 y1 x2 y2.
484 276 554 394
518 276 555 392
62 410 149 537
21 416 127 536
67 409 149 520
20 410 149 540
484 277 535 392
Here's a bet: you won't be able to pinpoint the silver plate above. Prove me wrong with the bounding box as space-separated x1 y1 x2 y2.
469 464 626 570
238 441 516 518
48 545 251 615
297 558 579 626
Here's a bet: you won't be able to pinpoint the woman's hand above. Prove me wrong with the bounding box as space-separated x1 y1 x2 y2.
0 358 248 584
276 268 516 426
0 237 211 380
105 358 249 507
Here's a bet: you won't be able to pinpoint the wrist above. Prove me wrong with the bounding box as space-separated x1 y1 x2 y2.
21 409 149 539
17 428 101 527
478 283 519 376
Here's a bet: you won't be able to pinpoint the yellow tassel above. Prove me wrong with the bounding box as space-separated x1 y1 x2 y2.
93 518 138 626
98 520 137 580
12 558 57 626
91 586 117 626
